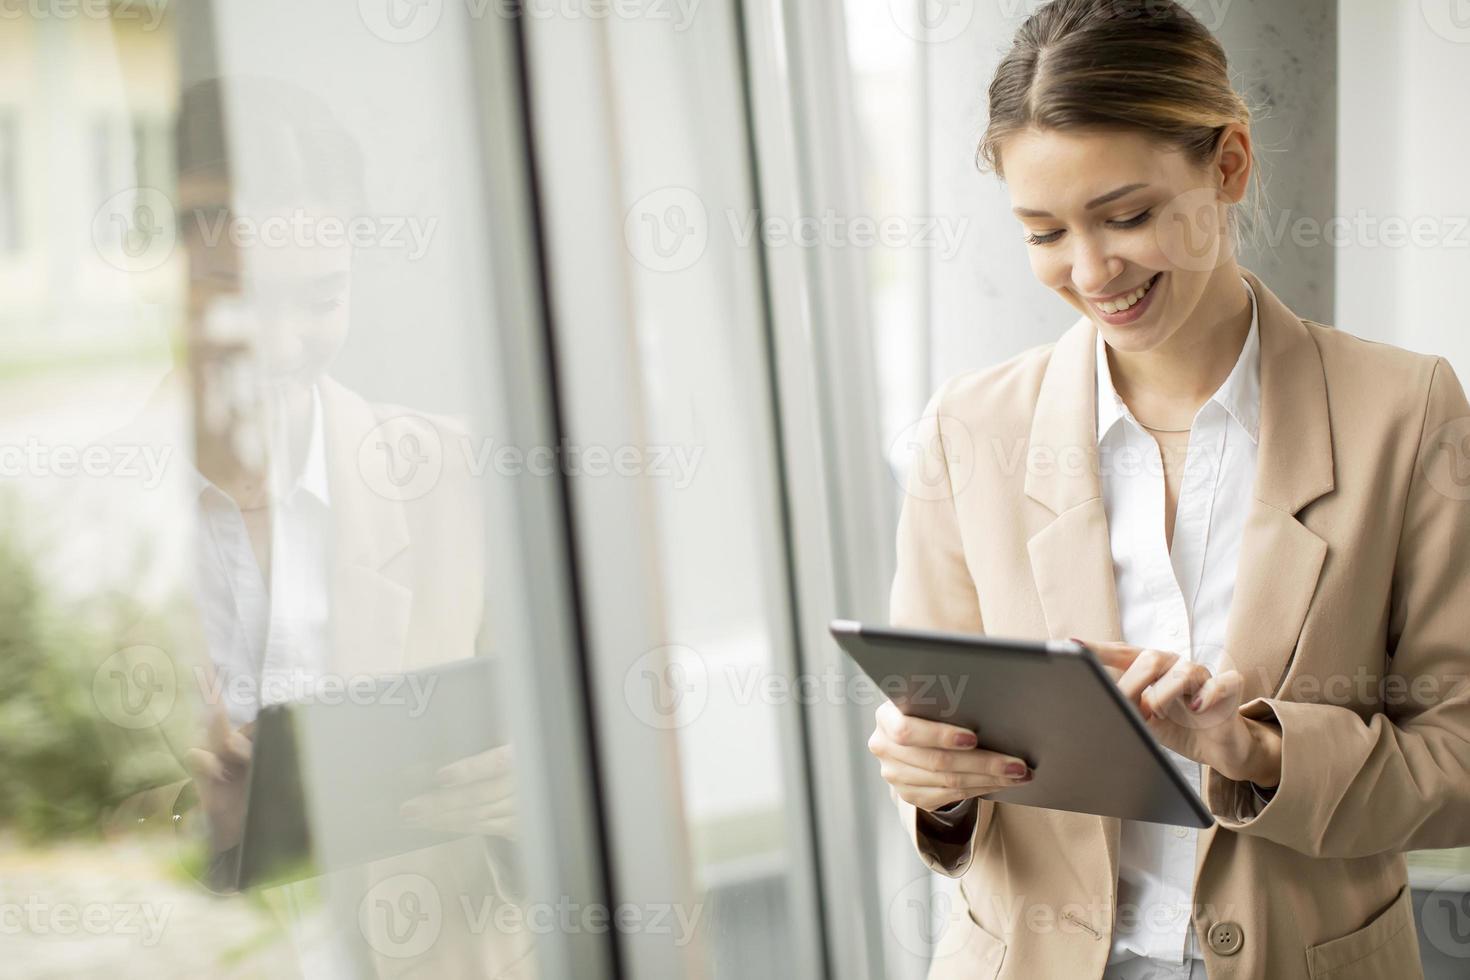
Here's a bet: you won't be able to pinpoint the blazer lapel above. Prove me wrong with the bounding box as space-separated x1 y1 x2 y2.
1223 270 1333 705
1024 312 1126 883
1024 314 1126 647
320 378 414 676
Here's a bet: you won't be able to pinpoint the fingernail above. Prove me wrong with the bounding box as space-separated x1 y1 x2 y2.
1189 696 1203 712
1005 762 1028 778
954 732 978 749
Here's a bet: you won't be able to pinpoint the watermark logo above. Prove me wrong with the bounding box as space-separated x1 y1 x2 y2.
194 666 442 719
0 897 172 946
1252 209 1470 251
624 644 709 729
890 0 973 44
359 0 444 42
1422 874 1470 957
887 874 972 959
890 414 976 502
1421 416 1470 502
727 209 968 261
93 187 176 273
1422 0 1470 43
0 0 169 30
0 438 173 488
188 208 439 261
625 187 969 272
359 0 702 42
359 415 446 502
357 418 705 502
92 644 178 730
359 873 444 958
1155 185 1233 274
997 0 1233 32
625 187 709 273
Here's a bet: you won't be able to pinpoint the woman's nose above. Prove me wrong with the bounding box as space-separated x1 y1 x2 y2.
1070 243 1124 297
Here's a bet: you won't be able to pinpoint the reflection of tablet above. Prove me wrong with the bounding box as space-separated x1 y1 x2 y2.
236 656 504 889
830 621 1213 828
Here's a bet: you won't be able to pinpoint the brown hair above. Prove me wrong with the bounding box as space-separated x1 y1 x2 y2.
976 0 1253 182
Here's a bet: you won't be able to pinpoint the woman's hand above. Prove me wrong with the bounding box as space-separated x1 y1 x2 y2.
868 700 1033 812
1082 640 1282 787
185 708 255 852
399 744 518 840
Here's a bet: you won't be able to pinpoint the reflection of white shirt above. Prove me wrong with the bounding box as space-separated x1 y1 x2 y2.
1100 278 1260 969
189 386 360 978
192 387 332 728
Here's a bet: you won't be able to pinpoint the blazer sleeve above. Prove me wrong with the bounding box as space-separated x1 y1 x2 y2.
887 388 994 877
1206 357 1470 858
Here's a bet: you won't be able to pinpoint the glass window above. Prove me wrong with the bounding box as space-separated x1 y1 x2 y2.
2 4 602 977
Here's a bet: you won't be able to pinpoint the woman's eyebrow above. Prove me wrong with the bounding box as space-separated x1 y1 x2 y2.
1011 182 1151 218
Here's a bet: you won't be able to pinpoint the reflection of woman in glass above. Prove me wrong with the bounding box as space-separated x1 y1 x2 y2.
866 2 1470 978
111 76 529 978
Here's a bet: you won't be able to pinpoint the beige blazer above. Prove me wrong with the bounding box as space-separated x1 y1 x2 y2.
101 377 534 979
889 269 1470 980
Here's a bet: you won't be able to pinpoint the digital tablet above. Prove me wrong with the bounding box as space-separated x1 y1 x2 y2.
235 655 505 889
830 620 1213 828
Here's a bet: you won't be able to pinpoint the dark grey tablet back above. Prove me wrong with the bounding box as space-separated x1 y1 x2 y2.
832 620 1212 828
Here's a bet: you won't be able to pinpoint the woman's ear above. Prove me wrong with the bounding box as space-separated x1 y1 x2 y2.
1214 123 1253 205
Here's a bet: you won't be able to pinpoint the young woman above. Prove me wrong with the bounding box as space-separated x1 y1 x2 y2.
866 2 1470 978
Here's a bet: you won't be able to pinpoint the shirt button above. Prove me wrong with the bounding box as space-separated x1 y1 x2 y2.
1172 826 1189 838
1208 921 1245 956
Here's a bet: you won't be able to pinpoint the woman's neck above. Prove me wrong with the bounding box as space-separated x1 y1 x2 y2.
1106 264 1253 422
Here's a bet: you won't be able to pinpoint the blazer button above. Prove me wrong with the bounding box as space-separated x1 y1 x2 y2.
1207 921 1244 956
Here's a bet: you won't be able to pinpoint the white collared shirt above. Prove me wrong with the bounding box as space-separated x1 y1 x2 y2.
192 386 333 727
190 386 361 977
1100 278 1260 969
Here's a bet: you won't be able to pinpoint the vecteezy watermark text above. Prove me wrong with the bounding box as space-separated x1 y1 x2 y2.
359 416 704 502
0 439 172 488
1 897 172 947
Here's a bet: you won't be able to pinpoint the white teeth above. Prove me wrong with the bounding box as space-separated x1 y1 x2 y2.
1098 275 1156 315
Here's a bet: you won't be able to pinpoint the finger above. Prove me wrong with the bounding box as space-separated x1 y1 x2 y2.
880 757 1027 792
218 728 253 773
207 706 232 752
1085 640 1145 672
185 747 223 783
1191 669 1245 714
404 773 514 815
881 741 1030 779
875 701 977 749
1142 662 1211 719
422 797 516 824
411 810 519 840
405 798 517 834
436 745 514 787
1117 649 1180 711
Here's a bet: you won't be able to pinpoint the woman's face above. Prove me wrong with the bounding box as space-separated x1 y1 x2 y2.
1000 125 1249 355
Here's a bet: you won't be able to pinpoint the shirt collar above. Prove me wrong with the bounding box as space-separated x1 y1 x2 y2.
192 385 331 507
1095 275 1261 444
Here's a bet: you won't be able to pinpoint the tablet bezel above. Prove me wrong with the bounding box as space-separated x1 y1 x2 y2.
832 619 1214 828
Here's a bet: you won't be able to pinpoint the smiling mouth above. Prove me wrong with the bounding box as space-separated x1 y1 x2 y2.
1091 272 1162 315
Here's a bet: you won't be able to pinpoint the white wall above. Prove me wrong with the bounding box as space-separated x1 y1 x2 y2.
1336 0 1470 377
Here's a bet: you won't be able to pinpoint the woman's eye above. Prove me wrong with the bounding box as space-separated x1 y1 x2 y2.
1109 209 1153 229
1024 209 1150 245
